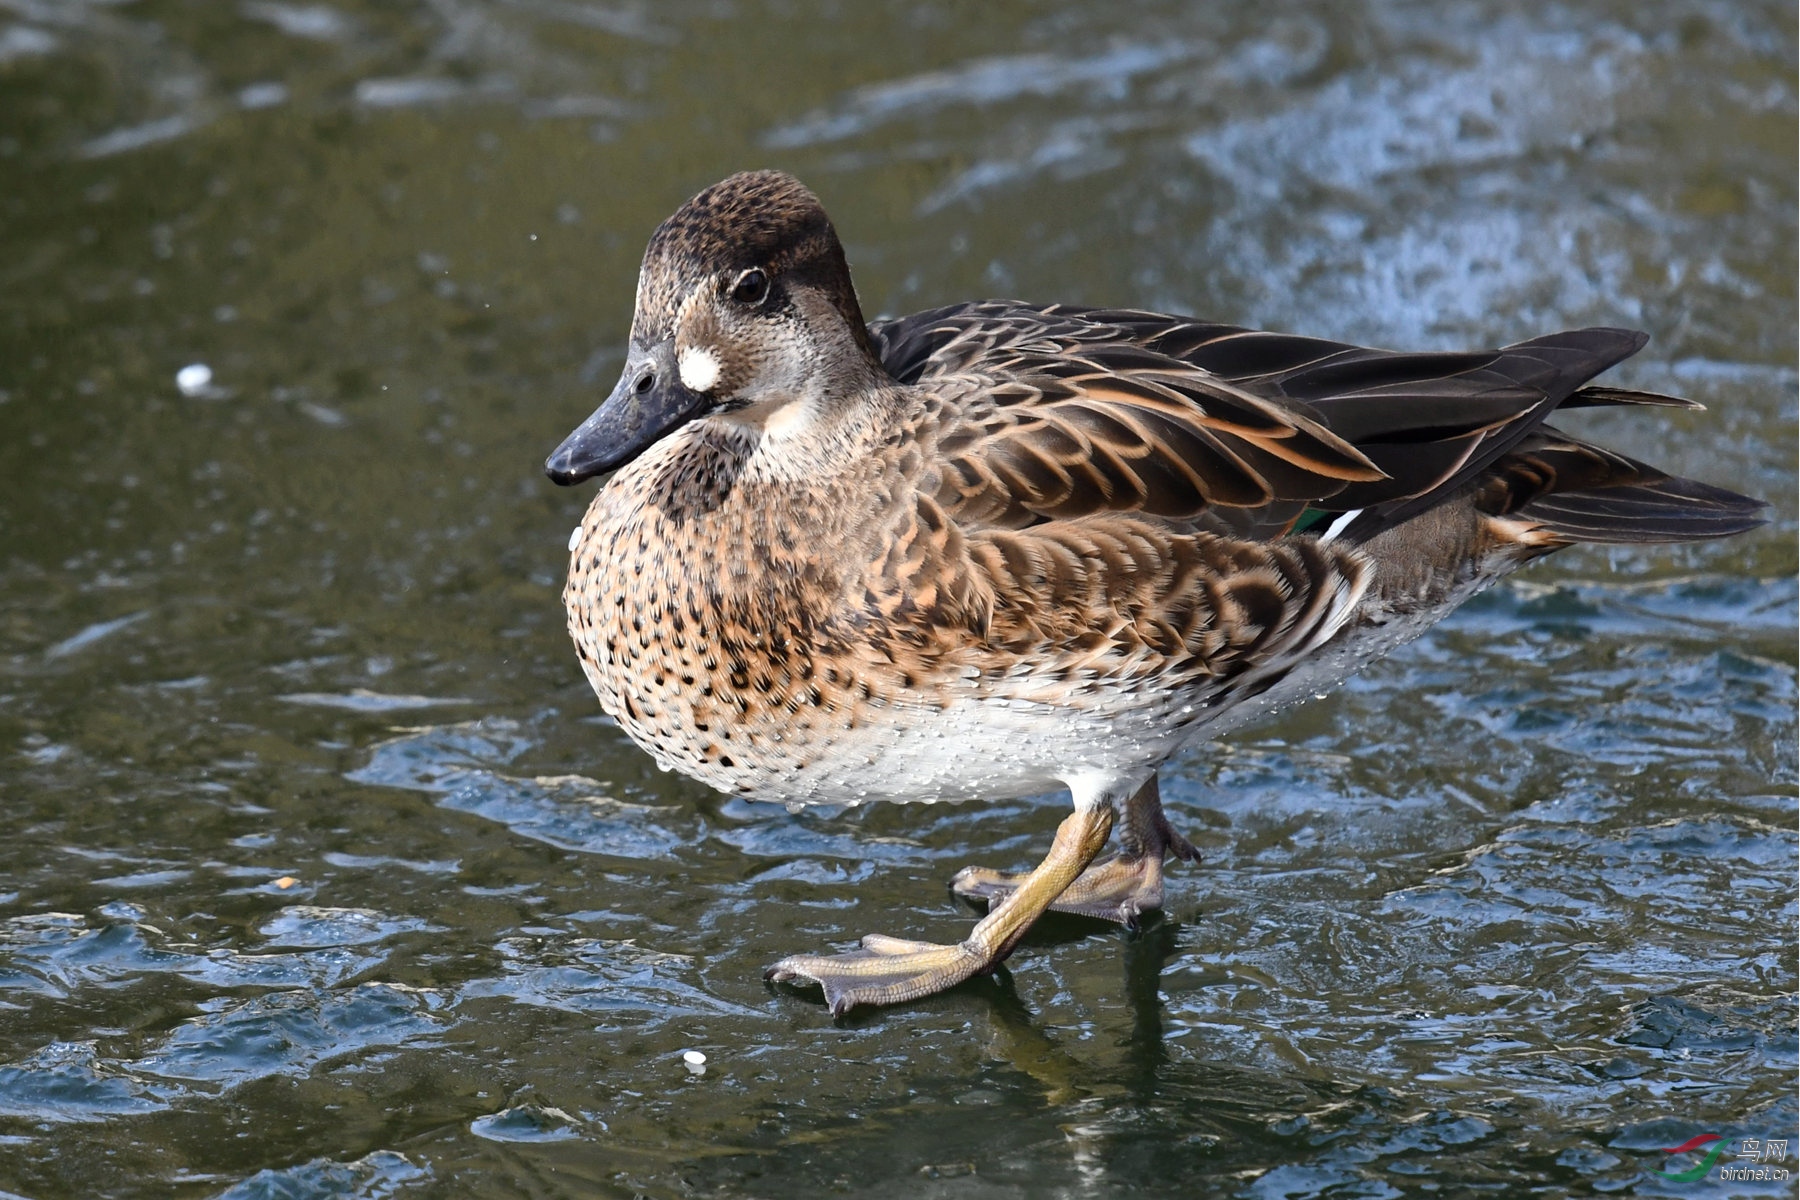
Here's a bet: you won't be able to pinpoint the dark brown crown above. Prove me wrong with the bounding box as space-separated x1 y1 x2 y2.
634 171 875 357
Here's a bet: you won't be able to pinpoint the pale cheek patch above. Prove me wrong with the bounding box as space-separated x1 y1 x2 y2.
763 396 814 440
678 346 721 393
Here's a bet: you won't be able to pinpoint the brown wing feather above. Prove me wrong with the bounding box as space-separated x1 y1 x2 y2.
859 304 1760 693
878 305 1386 531
871 302 1665 543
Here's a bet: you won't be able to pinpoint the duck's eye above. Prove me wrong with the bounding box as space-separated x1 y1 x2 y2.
729 268 769 306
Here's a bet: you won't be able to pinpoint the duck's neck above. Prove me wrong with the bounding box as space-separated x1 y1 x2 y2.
727 369 902 485
614 378 911 593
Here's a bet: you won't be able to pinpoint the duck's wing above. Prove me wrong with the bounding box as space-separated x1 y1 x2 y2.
873 301 1377 533
869 301 1654 540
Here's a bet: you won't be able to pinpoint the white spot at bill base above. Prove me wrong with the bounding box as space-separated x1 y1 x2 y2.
678 346 720 393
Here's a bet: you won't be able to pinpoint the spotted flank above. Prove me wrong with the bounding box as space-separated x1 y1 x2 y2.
545 170 1767 1015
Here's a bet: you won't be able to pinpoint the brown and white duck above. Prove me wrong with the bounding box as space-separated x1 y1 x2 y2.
544 170 1764 1016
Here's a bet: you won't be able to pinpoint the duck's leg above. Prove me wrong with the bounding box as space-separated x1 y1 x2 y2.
765 803 1115 1015
950 775 1196 929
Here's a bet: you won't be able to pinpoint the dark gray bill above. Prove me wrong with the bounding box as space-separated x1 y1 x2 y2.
544 341 708 484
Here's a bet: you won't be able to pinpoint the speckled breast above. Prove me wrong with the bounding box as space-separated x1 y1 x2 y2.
564 469 1179 809
561 430 895 803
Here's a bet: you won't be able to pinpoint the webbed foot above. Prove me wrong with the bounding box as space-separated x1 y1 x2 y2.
765 803 1117 1015
766 935 987 1016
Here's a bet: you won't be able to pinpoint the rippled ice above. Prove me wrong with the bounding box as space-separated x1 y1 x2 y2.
0 1 1792 1197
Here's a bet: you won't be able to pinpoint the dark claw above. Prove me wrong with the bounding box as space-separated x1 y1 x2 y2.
764 963 820 997
1157 814 1202 863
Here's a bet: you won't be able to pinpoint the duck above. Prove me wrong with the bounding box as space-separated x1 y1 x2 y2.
544 169 1765 1017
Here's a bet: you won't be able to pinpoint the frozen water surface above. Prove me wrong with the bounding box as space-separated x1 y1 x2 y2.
0 2 1792 1196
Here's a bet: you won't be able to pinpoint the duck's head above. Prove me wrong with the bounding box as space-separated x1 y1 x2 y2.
545 170 880 485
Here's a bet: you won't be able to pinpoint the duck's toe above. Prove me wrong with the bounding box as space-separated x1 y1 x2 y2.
954 853 1168 930
765 936 987 1015
1158 816 1201 864
948 864 1027 906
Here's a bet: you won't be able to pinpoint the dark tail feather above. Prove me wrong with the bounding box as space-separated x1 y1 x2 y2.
1330 328 1652 539
1477 430 1767 545
1514 476 1769 543
1562 385 1706 412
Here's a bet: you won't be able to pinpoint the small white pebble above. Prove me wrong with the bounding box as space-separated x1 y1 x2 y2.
567 526 582 553
682 1050 706 1066
175 363 212 397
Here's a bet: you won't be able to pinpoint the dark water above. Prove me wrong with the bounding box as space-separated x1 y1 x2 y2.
0 2 1794 1196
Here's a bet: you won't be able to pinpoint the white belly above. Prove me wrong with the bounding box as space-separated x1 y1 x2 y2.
765 684 1199 809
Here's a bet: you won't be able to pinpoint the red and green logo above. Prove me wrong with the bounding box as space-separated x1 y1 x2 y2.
1653 1134 1725 1182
